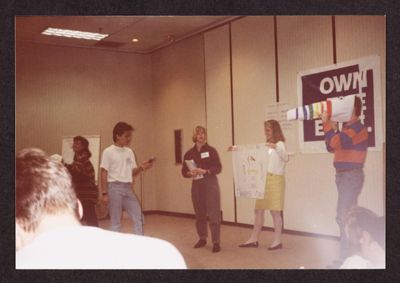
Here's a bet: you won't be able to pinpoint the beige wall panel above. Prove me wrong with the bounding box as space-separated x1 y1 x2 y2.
152 35 206 214
277 16 340 235
336 16 386 216
16 42 156 209
277 16 333 139
204 25 235 222
335 16 386 65
277 16 334 104
231 16 277 225
284 154 339 235
358 153 385 215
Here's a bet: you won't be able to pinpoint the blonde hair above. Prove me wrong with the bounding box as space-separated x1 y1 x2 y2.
192 126 207 143
264 120 285 143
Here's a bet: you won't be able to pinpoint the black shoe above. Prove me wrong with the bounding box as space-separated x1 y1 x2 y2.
193 239 207 248
267 243 283 250
212 243 221 253
239 242 259 248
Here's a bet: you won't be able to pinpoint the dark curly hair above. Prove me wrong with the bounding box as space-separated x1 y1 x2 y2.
73 136 92 158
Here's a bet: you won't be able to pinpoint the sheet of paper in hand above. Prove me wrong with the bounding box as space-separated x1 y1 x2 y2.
231 144 269 199
185 159 204 180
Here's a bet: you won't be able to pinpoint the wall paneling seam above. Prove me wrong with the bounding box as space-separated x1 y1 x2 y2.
229 23 238 224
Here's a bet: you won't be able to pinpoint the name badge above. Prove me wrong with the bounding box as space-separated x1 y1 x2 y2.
201 152 210 159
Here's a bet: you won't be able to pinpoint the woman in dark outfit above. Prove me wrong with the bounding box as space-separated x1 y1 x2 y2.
181 126 222 253
64 136 99 227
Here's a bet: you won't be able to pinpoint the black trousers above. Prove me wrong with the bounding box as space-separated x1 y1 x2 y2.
191 175 221 244
81 200 99 227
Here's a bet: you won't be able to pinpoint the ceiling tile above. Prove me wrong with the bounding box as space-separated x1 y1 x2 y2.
16 16 236 53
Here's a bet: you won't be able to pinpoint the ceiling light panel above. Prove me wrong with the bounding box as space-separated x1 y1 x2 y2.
41 27 109 40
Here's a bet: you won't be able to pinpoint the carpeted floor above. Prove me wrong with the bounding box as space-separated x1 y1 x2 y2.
99 214 339 269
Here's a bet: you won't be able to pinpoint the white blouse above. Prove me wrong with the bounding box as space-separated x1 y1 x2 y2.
267 141 289 176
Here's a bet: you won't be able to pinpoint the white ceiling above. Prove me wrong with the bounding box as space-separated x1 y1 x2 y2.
16 16 240 54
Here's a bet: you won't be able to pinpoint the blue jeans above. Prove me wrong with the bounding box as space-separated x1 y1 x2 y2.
108 182 143 235
335 168 364 260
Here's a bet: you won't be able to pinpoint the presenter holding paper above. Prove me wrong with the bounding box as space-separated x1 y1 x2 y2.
234 120 289 250
181 126 222 253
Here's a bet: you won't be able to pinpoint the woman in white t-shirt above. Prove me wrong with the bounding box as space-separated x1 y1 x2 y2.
237 120 289 250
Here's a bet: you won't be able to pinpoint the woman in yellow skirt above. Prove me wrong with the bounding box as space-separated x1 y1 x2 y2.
239 120 289 250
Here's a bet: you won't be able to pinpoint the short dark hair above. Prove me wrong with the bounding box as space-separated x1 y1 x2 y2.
16 148 79 232
73 136 91 158
345 206 385 254
265 120 285 143
354 96 362 117
113 122 134 142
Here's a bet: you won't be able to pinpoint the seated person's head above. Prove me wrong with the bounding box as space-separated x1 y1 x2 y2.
16 148 81 250
344 206 385 261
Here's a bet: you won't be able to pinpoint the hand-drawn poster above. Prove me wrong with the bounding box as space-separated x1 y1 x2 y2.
231 144 269 199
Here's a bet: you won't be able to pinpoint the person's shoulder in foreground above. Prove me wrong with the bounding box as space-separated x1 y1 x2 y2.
16 147 186 269
16 226 187 269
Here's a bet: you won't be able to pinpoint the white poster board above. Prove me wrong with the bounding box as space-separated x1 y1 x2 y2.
62 135 101 184
231 143 269 199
